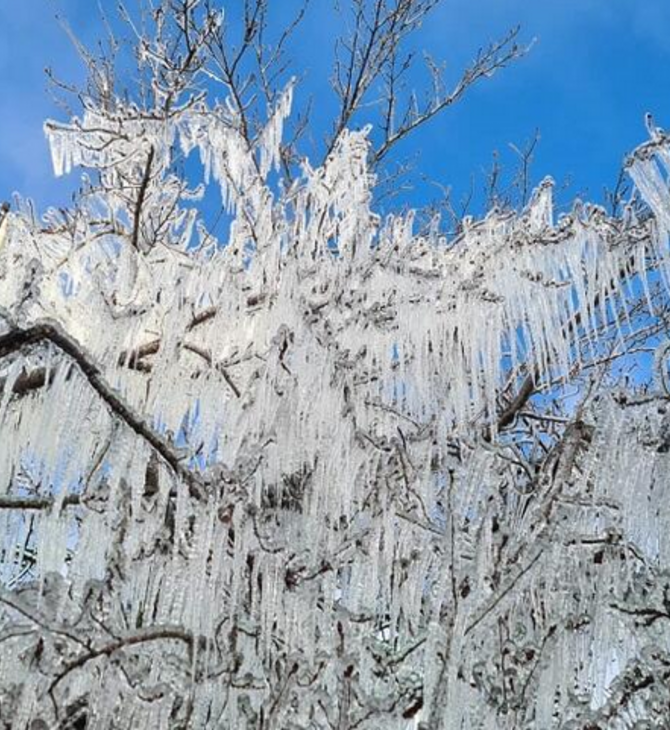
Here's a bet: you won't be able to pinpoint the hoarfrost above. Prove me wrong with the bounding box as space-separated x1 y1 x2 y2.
1 51 670 730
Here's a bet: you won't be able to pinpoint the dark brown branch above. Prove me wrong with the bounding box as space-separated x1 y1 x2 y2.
495 371 536 433
0 366 61 399
0 494 81 511
182 342 241 398
131 145 155 251
49 625 194 696
117 308 217 371
0 321 205 500
464 548 544 636
186 306 218 331
0 592 88 648
609 602 670 627
117 339 161 369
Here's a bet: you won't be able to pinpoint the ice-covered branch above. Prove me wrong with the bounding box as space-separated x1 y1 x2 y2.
0 319 204 499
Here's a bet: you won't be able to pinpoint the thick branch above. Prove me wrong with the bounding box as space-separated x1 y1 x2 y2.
0 320 204 499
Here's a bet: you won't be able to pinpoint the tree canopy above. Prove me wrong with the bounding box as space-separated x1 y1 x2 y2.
1 2 670 728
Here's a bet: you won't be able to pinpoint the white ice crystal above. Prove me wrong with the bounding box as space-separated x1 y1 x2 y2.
1 67 670 730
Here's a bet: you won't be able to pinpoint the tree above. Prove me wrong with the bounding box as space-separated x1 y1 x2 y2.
1 2 670 728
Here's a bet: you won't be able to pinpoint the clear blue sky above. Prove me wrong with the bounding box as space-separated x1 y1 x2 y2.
1 0 669 216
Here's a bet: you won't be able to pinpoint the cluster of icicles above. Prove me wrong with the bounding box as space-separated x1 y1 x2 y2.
0 84 669 728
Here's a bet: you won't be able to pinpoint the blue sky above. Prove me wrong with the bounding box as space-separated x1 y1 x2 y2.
0 0 669 217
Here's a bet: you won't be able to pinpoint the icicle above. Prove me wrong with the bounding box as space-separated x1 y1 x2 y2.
257 80 294 177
